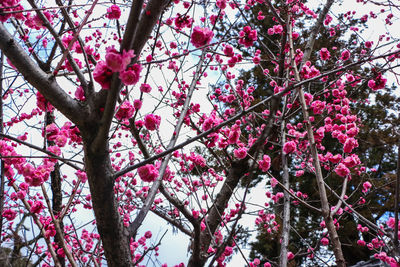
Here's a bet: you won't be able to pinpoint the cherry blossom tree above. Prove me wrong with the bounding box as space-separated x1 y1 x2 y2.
0 0 399 266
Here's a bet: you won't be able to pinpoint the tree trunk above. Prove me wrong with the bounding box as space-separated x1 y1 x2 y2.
83 141 132 267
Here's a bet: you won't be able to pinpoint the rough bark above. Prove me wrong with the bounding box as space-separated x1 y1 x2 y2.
83 137 132 267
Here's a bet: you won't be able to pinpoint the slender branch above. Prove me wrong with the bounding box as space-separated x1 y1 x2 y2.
41 184 77 267
394 142 400 252
0 133 83 170
129 48 207 239
0 24 86 126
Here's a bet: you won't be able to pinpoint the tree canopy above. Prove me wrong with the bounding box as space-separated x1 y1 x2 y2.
0 0 400 266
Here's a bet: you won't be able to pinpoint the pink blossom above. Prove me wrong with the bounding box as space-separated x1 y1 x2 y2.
191 26 214 48
119 64 142 86
343 137 358 153
387 217 396 229
216 0 227 9
321 237 329 246
258 155 271 172
239 26 257 48
283 141 296 154
335 163 350 177
74 86 85 101
144 231 152 239
343 154 360 168
2 209 17 221
223 45 234 57
115 101 135 120
287 252 295 260
105 47 134 72
106 5 121 20
234 147 247 159
367 73 387 90
362 181 372 193
273 25 283 34
30 201 44 214
341 50 351 61
93 61 113 89
357 240 366 246
134 99 142 110
140 83 152 93
144 114 161 131
138 164 158 182
45 123 59 141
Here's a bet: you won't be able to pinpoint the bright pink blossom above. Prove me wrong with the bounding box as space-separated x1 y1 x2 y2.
106 5 121 20
234 147 247 159
362 181 372 193
239 26 257 48
105 47 134 72
321 237 329 246
367 73 387 90
258 155 271 172
343 137 358 153
115 101 134 120
144 114 161 131
30 201 44 214
287 252 294 260
335 163 350 177
319 47 331 60
341 50 351 61
119 64 142 86
140 83 152 93
2 209 17 221
283 141 296 154
93 61 113 89
138 164 159 182
191 26 214 48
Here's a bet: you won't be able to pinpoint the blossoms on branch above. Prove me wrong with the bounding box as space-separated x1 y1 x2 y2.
191 26 214 48
335 163 350 177
115 101 135 121
258 155 271 172
238 26 257 48
319 48 331 61
106 5 121 20
368 73 387 90
105 47 134 72
138 164 159 182
283 141 297 154
144 114 161 131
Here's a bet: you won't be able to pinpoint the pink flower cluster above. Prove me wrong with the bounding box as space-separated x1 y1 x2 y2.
238 26 257 48
319 48 331 61
106 5 121 20
138 164 159 182
191 26 214 48
93 47 142 89
283 141 296 154
258 155 271 172
115 101 135 121
144 114 161 131
368 73 387 90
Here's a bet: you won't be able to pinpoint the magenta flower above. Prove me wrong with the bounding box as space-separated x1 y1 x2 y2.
138 164 159 182
258 155 271 172
93 61 113 89
2 209 17 221
119 64 142 86
191 26 214 48
106 5 121 20
335 163 350 177
319 48 331 61
115 101 135 121
283 141 296 154
239 26 257 48
144 114 161 131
